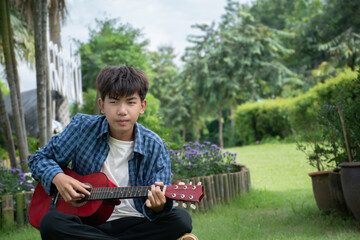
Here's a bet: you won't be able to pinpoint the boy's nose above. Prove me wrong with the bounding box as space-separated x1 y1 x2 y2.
117 105 127 115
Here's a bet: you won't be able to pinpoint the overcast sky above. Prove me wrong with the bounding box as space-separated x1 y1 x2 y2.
19 0 253 92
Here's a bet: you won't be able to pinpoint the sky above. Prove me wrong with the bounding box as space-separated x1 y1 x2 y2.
18 0 253 92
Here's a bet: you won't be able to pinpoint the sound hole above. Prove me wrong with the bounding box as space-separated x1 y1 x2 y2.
72 183 92 207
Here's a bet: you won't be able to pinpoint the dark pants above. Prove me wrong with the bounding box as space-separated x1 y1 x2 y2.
39 208 192 240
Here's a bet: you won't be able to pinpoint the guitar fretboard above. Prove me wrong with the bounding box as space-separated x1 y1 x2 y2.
84 186 165 201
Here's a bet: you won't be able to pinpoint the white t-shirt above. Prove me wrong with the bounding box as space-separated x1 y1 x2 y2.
101 137 144 221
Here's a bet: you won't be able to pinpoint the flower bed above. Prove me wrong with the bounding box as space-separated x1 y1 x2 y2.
170 142 251 212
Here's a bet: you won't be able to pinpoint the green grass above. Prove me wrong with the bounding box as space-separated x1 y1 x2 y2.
1 143 359 239
0 225 40 240
191 143 359 239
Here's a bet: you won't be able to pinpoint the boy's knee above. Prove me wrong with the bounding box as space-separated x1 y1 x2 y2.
172 208 193 233
40 211 81 238
40 211 59 237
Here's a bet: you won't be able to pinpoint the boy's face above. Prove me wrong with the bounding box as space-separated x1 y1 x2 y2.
98 93 146 141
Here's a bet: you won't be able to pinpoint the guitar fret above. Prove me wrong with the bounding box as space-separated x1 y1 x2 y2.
86 186 165 201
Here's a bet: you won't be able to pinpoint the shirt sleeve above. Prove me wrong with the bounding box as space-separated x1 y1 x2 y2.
141 141 174 221
28 114 82 195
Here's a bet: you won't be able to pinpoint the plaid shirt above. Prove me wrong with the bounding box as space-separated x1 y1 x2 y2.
28 113 173 221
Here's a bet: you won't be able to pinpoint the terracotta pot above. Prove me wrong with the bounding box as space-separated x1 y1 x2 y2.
308 170 348 214
339 162 360 221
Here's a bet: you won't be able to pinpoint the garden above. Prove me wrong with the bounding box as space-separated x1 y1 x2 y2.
1 0 360 239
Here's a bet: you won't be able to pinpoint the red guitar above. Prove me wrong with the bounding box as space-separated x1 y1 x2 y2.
28 168 204 228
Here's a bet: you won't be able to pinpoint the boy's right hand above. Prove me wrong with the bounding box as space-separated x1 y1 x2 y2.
52 173 90 203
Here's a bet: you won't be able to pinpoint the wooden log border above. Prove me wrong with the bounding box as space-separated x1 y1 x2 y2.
174 164 251 213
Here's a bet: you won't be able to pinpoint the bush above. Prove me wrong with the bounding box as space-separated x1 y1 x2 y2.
170 141 238 180
296 69 360 170
234 98 293 145
0 164 34 195
234 68 358 145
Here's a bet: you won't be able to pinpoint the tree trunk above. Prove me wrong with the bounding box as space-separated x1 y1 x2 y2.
34 0 49 147
7 1 26 137
43 0 52 142
0 89 17 168
219 99 224 149
182 124 186 142
1 0 29 170
93 90 100 115
48 0 62 49
195 119 200 143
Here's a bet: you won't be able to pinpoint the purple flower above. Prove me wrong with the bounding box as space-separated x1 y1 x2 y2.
227 167 231 171
204 141 211 145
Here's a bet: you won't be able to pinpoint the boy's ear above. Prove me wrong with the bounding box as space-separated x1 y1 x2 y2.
140 99 147 114
98 98 105 114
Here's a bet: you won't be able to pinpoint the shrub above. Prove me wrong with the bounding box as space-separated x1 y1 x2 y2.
170 141 238 180
234 68 358 145
0 164 35 195
297 69 360 170
234 98 293 145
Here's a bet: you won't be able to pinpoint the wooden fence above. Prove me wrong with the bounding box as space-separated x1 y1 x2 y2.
173 165 251 212
0 165 251 230
1 191 33 230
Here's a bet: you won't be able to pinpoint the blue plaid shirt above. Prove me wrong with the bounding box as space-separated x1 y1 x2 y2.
28 113 173 221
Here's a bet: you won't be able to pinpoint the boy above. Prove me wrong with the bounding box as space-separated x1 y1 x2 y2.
28 66 195 240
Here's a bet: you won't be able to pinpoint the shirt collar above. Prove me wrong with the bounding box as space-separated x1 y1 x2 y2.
133 122 145 156
97 116 110 141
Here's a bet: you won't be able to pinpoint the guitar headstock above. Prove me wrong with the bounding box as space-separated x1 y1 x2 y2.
165 183 204 203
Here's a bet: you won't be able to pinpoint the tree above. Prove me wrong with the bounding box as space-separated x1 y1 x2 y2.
182 23 220 144
78 18 149 114
0 84 17 168
48 0 66 49
0 0 29 170
313 0 360 70
33 0 50 147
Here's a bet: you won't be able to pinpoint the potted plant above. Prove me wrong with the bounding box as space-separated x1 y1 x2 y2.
297 92 354 215
335 71 360 221
297 133 348 215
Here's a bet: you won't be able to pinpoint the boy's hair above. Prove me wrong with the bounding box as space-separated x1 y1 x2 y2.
96 66 149 101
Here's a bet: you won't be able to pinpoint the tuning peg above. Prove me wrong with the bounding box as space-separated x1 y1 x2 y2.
189 181 193 185
197 182 202 185
190 204 196 210
174 202 179 207
182 202 187 208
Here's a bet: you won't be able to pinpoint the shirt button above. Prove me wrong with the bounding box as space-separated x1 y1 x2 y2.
103 152 107 155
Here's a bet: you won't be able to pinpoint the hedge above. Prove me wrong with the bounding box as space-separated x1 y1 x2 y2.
234 68 358 145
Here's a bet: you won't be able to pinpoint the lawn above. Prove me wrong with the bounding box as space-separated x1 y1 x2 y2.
191 143 359 239
1 143 359 239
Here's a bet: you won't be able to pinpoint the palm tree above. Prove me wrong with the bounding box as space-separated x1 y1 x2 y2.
16 0 67 145
0 0 29 170
33 0 49 147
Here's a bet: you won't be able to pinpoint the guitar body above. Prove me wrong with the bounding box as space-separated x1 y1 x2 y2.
29 169 117 228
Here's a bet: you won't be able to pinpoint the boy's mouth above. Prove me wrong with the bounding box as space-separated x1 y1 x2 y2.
117 120 128 126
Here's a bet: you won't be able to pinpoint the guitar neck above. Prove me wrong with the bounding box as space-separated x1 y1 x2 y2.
84 186 165 201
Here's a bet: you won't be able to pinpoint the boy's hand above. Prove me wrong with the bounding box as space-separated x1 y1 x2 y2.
52 173 90 203
146 182 167 213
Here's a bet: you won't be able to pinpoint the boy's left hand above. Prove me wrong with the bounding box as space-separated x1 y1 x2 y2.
146 182 166 213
